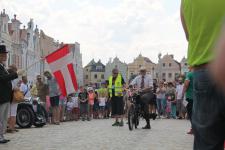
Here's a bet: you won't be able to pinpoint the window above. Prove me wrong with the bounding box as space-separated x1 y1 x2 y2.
94 74 97 79
163 63 165 67
169 63 172 67
139 65 142 68
168 73 172 78
156 73 158 78
86 75 88 79
184 63 187 66
86 69 88 71
162 73 166 78
3 24 6 32
96 66 103 71
101 74 104 79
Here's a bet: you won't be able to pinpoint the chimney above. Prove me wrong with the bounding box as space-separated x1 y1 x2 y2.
14 14 16 20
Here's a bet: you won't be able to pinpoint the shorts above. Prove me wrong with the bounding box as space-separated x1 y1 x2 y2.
99 106 105 111
93 102 99 111
50 96 60 107
111 96 124 116
105 100 111 110
80 103 88 114
9 103 18 117
59 100 65 106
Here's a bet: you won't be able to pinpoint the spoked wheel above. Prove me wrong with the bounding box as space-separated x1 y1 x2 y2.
128 105 135 131
134 114 139 129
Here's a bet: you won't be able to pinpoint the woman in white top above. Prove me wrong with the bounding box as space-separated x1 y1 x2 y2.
7 65 20 133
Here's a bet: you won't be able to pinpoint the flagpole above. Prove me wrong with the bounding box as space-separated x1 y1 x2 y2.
24 57 44 73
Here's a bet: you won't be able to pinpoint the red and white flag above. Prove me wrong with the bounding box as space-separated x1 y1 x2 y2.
45 45 78 96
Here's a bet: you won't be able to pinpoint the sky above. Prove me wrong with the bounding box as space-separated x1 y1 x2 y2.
0 0 187 66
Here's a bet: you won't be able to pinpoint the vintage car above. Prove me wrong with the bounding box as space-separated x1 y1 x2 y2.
16 97 48 128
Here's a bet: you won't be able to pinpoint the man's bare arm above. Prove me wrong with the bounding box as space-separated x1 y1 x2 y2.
180 1 189 41
210 26 225 92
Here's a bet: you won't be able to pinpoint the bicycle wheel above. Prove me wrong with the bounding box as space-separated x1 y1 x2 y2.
128 105 135 131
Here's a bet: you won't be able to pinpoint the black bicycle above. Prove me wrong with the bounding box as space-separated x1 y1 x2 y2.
127 92 145 131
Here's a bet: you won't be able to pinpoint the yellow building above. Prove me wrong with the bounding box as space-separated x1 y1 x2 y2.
84 59 105 87
127 54 156 82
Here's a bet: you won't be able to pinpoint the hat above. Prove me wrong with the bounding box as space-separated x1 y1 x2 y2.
0 45 8 53
139 66 146 71
87 87 94 91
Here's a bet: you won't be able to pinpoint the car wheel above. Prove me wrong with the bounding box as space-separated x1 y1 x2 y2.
17 107 34 128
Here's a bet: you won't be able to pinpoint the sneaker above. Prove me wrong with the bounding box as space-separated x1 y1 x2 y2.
6 129 14 133
0 139 10 144
153 113 157 120
119 121 124 127
112 121 119 126
187 128 193 135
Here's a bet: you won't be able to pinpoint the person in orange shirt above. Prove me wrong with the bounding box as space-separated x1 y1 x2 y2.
87 87 95 121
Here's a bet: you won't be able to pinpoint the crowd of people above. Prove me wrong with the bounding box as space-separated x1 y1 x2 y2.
1 1 225 149
0 49 195 144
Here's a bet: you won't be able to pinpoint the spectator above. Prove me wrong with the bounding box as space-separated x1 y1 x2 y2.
78 86 88 121
44 71 60 125
98 85 108 119
181 0 225 149
36 75 48 104
165 82 176 119
87 87 95 120
7 65 19 133
20 76 30 97
72 93 79 121
93 90 99 119
0 45 22 144
156 81 166 118
176 77 184 119
182 68 193 134
59 95 66 122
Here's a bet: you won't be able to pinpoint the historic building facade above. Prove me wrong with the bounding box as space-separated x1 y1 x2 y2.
68 42 84 87
155 54 181 82
180 57 188 76
105 57 127 82
84 59 105 87
127 54 156 82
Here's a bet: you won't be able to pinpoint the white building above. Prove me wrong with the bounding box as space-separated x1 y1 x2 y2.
155 54 181 82
25 19 41 83
0 9 12 66
180 57 189 76
105 57 128 82
68 42 84 87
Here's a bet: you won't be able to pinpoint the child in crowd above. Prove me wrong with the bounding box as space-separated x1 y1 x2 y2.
66 94 75 121
93 90 99 119
72 93 80 121
59 95 66 122
88 88 95 120
165 82 176 119
98 92 107 119
97 82 108 119
78 86 88 121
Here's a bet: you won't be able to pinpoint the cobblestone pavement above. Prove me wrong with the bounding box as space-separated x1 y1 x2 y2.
0 119 193 150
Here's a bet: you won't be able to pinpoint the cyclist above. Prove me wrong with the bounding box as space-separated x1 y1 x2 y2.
130 67 154 129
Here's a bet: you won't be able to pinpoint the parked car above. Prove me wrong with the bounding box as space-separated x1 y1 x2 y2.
16 97 48 128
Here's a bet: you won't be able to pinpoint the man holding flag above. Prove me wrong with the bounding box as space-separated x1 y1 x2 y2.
44 44 79 124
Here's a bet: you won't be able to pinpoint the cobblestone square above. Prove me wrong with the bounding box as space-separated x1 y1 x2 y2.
0 119 193 150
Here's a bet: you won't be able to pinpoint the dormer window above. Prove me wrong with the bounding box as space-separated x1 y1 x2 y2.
96 66 102 71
